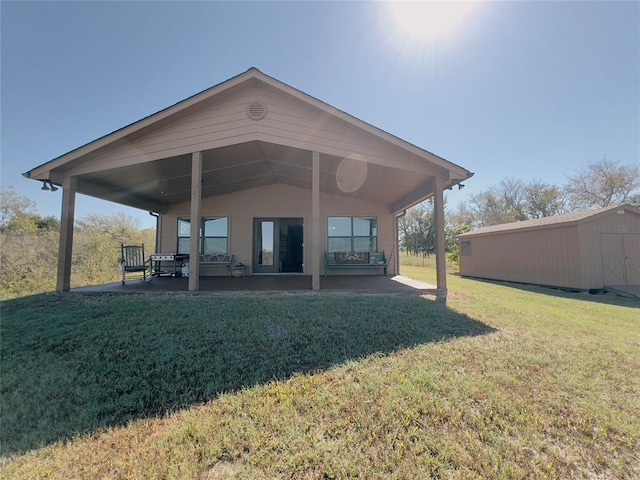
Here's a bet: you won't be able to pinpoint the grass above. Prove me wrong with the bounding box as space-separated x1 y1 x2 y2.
1 262 639 479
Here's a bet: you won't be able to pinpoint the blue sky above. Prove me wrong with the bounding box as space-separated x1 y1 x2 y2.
2 1 638 229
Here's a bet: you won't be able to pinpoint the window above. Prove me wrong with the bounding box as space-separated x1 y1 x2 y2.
461 241 472 256
328 217 377 252
177 217 228 255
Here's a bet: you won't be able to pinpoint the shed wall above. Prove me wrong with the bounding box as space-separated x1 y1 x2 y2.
460 208 640 289
459 226 584 289
158 183 396 276
577 208 640 288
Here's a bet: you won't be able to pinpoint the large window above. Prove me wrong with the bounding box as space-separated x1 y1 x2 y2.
177 217 228 255
327 217 377 252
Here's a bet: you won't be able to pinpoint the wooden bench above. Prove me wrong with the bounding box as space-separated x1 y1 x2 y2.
324 251 388 276
199 254 233 267
150 253 233 277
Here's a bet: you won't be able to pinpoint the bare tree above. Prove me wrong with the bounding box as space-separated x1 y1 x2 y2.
455 178 572 228
465 178 528 227
523 181 571 218
566 157 640 209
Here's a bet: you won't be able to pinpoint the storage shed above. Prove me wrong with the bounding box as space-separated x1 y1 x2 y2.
458 204 640 291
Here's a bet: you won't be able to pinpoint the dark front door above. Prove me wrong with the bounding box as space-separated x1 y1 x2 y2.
253 218 303 273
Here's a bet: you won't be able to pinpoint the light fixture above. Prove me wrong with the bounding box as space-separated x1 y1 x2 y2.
41 180 59 192
458 183 465 190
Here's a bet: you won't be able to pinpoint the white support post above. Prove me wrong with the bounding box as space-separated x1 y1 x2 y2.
56 177 77 292
312 151 320 290
433 177 447 295
189 152 202 291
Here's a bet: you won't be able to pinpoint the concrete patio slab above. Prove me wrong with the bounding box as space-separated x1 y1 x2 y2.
72 275 439 295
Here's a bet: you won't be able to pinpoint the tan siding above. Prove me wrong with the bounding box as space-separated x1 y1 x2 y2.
68 86 437 177
460 226 582 289
158 183 395 276
578 208 640 288
460 208 640 289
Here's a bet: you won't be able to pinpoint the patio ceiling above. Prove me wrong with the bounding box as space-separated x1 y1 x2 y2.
76 140 432 214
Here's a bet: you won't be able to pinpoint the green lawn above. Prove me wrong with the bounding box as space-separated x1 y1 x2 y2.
1 267 638 479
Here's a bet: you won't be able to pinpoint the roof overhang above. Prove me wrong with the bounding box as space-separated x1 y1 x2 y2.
23 68 473 214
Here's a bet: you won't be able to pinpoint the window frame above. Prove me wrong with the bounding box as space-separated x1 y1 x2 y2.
177 216 229 255
327 216 378 253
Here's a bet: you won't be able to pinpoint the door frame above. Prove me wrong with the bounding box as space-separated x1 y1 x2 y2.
253 218 304 274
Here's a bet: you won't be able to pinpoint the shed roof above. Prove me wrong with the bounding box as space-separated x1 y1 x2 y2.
458 204 640 238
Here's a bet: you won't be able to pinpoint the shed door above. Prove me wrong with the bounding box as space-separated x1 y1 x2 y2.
601 233 640 286
624 234 640 285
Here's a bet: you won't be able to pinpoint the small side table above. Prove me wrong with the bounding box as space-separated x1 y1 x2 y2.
228 264 246 278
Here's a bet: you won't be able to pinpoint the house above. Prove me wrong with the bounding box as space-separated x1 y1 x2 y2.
23 68 473 292
458 204 640 291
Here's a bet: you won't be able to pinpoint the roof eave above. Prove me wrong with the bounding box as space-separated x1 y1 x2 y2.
24 67 473 185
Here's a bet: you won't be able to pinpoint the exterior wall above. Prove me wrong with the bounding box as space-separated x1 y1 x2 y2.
74 84 431 176
577 208 640 288
459 226 583 289
459 209 640 290
158 183 396 276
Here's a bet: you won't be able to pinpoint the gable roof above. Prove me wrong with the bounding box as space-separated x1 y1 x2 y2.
23 68 473 213
458 204 640 238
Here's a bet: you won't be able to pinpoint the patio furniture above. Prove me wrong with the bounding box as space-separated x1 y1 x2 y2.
149 253 187 277
324 251 388 276
121 244 150 284
199 254 233 276
228 263 246 277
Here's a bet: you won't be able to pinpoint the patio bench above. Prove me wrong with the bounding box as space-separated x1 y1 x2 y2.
198 254 233 273
324 251 387 276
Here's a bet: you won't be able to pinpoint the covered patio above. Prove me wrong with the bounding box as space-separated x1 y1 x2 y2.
23 68 472 295
73 274 438 294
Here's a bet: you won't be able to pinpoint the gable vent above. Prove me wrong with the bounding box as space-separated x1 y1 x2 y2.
247 102 267 121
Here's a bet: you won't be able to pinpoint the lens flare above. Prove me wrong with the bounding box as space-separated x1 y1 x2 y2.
336 154 368 193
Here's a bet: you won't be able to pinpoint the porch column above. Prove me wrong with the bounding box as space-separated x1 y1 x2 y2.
433 176 447 294
188 151 202 291
311 151 320 290
56 177 77 292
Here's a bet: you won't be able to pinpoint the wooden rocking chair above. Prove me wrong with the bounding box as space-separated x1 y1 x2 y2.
121 244 150 284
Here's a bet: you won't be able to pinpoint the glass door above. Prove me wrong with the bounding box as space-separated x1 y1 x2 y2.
254 219 279 273
253 218 304 274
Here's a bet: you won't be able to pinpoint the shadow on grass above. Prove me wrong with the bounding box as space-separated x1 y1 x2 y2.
1 292 495 456
459 276 639 308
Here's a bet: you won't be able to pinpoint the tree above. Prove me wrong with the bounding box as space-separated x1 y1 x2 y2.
0 190 155 299
566 157 640 209
465 178 528 227
445 223 471 266
399 201 436 258
522 181 570 218
0 188 60 298
448 202 479 229
73 213 155 287
0 186 36 232
454 178 573 228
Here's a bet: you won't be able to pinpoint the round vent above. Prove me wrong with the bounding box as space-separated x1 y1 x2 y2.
246 102 267 121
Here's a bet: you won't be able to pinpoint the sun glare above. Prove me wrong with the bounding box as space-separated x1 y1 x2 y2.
390 1 477 43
